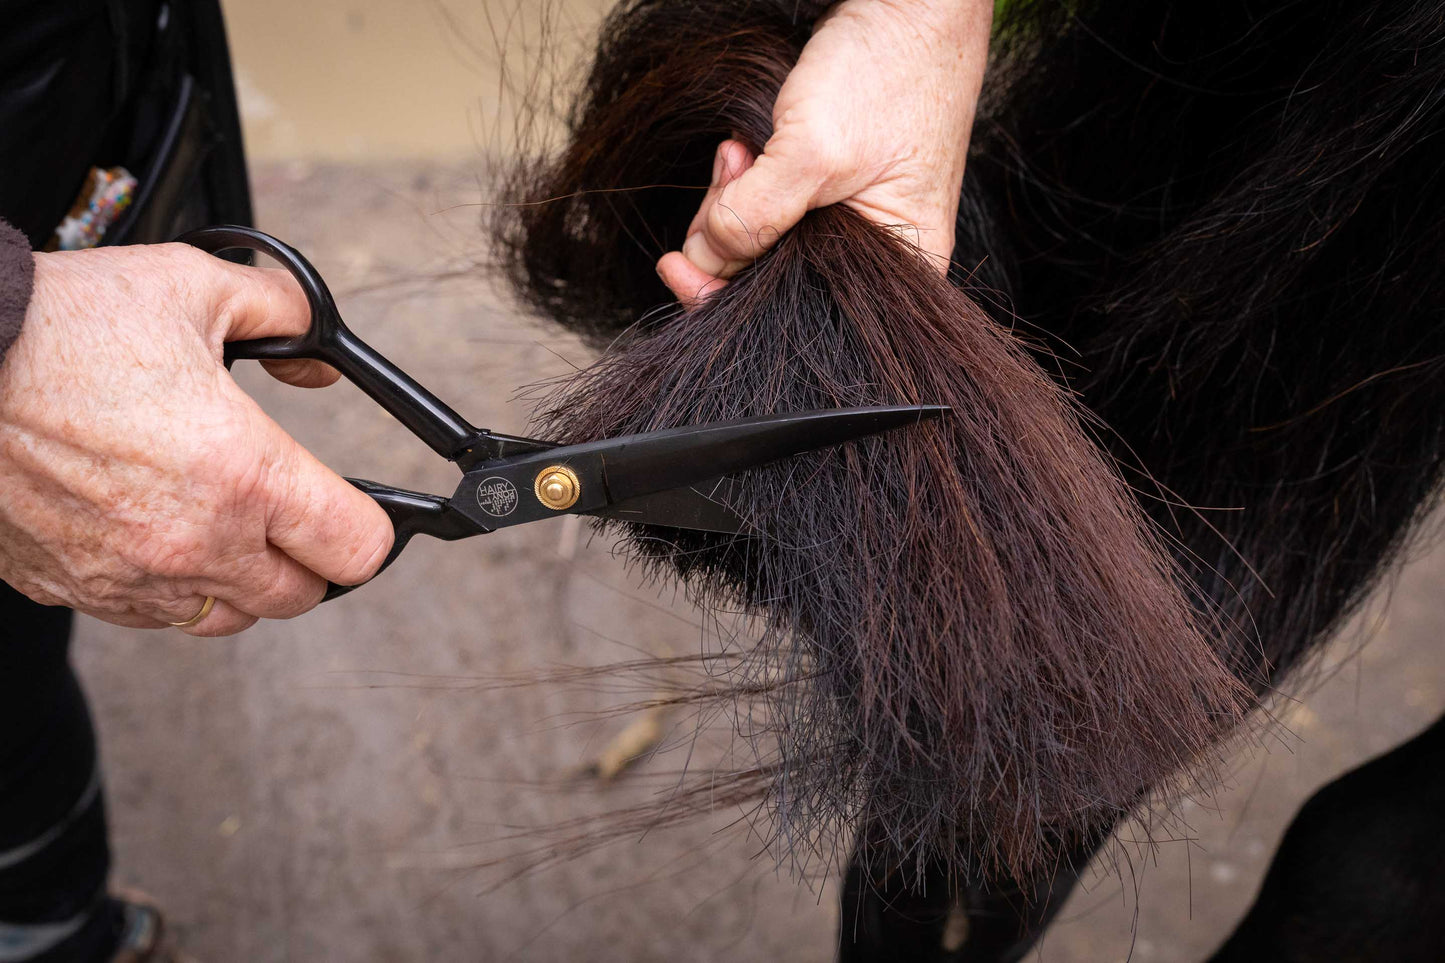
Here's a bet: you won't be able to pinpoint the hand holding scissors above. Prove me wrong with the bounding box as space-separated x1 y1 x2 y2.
181 226 948 601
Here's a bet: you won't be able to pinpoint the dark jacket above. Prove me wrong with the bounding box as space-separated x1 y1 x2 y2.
0 0 251 361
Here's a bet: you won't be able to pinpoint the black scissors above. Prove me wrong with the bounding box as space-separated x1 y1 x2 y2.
180 226 948 600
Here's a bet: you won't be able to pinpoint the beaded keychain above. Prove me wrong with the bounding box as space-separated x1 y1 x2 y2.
50 166 138 251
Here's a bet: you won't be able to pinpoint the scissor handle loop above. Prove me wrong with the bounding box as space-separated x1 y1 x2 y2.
178 225 484 461
178 225 349 365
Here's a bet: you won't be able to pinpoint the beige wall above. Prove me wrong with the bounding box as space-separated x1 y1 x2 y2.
221 0 605 161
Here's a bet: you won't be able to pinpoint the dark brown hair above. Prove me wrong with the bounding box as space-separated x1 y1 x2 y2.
496 1 1252 885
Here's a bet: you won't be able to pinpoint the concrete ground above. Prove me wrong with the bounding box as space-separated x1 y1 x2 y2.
68 3 1445 960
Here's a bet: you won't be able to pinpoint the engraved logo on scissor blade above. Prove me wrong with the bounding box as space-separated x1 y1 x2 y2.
475 476 519 517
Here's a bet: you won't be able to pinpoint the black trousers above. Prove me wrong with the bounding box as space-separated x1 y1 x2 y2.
0 583 119 961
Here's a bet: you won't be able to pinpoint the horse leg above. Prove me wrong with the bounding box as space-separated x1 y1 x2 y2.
836 833 1101 963
1207 711 1445 962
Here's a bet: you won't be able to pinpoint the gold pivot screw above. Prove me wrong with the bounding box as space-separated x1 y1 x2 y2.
534 465 581 511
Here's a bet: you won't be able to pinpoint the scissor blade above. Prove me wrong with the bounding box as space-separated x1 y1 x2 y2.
449 405 947 533
592 477 747 533
595 405 947 505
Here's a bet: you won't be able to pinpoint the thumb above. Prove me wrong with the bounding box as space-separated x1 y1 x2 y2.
259 425 396 587
207 255 342 389
680 139 823 281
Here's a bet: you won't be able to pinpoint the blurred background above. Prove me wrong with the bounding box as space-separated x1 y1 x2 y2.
70 1 1445 960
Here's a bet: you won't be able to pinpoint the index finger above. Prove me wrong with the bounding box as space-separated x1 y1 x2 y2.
208 257 342 388
657 140 756 305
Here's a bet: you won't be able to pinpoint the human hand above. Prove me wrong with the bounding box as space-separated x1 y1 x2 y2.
0 244 394 637
657 0 993 304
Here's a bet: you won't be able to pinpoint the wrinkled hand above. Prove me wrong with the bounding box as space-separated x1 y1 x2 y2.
658 0 993 304
0 244 393 637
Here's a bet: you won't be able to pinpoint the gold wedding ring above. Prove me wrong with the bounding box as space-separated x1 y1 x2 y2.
168 596 216 628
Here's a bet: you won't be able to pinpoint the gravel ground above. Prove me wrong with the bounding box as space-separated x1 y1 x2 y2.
71 161 1445 962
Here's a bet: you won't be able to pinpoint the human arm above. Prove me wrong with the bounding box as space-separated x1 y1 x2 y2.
656 0 993 304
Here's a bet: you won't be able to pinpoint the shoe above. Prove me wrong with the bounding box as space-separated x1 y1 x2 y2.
106 892 193 963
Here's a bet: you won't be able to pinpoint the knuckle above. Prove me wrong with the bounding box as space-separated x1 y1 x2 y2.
710 187 796 260
164 241 212 271
156 240 205 262
773 115 841 176
65 550 134 608
159 244 221 303
224 444 272 511
330 526 393 587
804 140 846 180
706 193 760 249
264 478 314 547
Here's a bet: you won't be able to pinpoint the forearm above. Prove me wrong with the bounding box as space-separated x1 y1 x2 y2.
839 0 993 50
0 220 34 367
848 0 993 98
881 0 993 30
